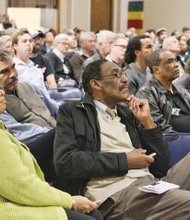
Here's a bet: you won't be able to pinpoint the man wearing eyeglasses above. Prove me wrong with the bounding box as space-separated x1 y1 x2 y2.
52 60 190 219
0 50 58 182
105 33 128 68
137 49 190 133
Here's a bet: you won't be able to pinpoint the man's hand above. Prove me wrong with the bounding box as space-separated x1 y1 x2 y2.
72 195 97 213
127 148 155 169
126 95 155 129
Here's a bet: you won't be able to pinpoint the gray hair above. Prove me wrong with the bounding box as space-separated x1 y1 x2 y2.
0 35 12 48
96 30 115 48
78 31 96 47
53 33 71 47
162 36 178 50
112 33 128 45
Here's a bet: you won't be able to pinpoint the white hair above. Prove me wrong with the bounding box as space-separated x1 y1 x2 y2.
162 36 178 50
96 30 115 48
53 33 71 47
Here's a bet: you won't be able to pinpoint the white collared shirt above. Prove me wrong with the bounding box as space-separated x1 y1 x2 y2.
94 100 117 120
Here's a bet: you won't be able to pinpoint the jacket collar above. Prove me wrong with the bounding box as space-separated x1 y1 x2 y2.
151 76 184 95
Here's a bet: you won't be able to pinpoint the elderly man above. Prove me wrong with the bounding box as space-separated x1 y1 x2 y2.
137 49 190 133
105 33 128 68
83 30 115 68
69 31 96 85
53 59 190 219
162 36 186 76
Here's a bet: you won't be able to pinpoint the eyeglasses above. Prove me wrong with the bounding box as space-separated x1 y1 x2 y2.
0 63 16 75
59 42 70 46
114 44 127 49
98 70 125 80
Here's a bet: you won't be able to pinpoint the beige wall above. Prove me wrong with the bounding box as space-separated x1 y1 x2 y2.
0 0 7 17
2 0 190 35
59 0 126 32
8 8 41 30
144 0 190 34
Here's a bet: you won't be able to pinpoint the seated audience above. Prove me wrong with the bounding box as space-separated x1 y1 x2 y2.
51 60 190 220
12 29 49 96
45 33 75 83
45 33 83 101
1 14 13 29
105 33 128 68
29 29 57 89
0 35 14 56
144 28 156 45
0 84 102 220
40 29 55 54
182 26 190 41
137 49 190 133
178 35 188 63
173 57 190 92
154 27 167 50
69 31 96 85
162 36 185 76
124 35 153 95
83 30 115 68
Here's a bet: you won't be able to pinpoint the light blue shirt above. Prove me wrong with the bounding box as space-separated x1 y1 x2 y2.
0 111 51 145
13 57 49 97
0 84 59 145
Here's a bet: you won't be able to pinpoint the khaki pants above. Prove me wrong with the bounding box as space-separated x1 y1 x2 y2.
99 153 190 220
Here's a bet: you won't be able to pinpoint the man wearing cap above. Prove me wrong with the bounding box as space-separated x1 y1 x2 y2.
30 29 57 89
154 27 167 50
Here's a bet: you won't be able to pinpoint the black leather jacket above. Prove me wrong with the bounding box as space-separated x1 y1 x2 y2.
137 76 190 132
53 93 170 195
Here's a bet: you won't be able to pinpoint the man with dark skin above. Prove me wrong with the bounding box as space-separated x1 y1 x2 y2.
54 60 190 219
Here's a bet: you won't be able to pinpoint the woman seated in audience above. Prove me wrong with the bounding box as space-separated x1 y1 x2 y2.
0 85 102 219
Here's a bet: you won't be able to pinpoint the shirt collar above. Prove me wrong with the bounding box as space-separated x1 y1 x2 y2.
94 100 117 118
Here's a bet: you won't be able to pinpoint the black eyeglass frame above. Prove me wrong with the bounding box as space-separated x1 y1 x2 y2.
95 70 125 81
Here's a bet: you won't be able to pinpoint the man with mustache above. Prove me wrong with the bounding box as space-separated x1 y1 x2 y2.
137 49 190 133
0 50 58 182
29 29 57 89
52 60 190 219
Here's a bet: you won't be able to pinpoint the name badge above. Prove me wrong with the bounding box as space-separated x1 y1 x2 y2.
171 108 180 116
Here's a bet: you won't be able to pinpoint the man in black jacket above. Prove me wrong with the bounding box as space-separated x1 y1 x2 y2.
54 59 190 219
137 49 190 132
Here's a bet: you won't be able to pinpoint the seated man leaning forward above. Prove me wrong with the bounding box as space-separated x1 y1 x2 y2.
0 50 58 182
54 60 190 219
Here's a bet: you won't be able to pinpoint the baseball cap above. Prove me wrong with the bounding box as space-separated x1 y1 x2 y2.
29 29 45 38
156 28 167 36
